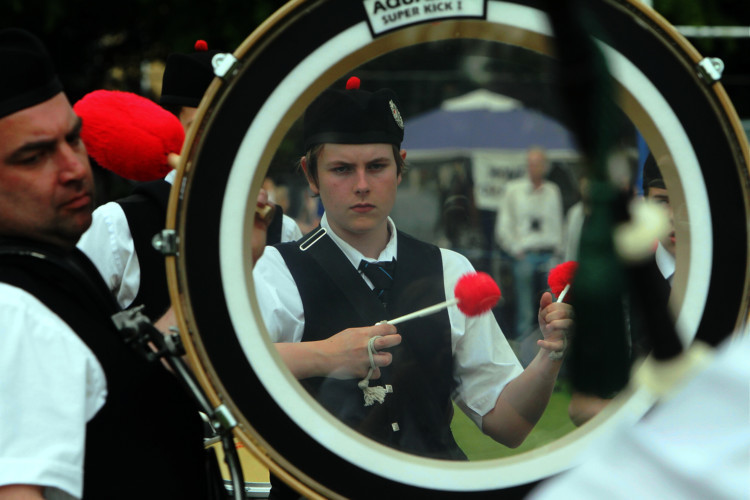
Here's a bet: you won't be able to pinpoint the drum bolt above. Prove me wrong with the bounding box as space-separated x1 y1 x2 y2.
152 229 179 255
696 57 724 83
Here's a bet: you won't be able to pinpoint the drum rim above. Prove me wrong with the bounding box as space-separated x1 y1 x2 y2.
165 0 750 497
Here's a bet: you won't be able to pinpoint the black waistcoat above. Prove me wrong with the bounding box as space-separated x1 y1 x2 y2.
0 238 208 499
276 230 466 460
117 180 172 321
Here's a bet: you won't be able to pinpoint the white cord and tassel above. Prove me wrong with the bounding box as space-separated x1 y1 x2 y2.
357 335 392 406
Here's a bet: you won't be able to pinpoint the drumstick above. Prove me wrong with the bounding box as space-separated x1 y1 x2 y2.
385 272 501 325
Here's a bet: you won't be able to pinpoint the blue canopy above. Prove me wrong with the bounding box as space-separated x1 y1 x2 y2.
402 106 578 151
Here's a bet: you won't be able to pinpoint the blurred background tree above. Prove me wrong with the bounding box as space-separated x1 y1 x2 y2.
2 0 747 113
2 0 287 102
3 0 748 204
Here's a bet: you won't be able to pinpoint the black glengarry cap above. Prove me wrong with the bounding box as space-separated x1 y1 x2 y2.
642 153 665 191
303 76 404 150
0 28 63 119
160 40 219 108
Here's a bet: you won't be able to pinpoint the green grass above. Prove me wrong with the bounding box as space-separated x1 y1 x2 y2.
451 383 576 460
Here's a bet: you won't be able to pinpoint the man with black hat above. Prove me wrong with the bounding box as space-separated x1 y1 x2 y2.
254 77 572 459
0 28 210 499
159 39 219 130
77 40 302 320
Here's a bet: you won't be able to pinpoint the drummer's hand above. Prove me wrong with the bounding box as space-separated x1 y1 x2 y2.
322 323 402 380
252 188 274 266
154 306 177 335
151 306 180 372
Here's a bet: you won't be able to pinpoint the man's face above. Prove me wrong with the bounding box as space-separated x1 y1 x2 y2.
528 149 547 186
646 186 675 256
306 143 402 243
0 93 94 247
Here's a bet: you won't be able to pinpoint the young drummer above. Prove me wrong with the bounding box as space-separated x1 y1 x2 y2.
77 40 302 321
253 78 571 458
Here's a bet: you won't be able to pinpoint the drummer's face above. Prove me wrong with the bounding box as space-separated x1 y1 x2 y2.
306 143 403 246
0 93 94 248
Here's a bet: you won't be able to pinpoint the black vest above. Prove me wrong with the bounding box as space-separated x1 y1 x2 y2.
0 238 208 499
118 180 286 321
117 180 172 321
276 230 466 460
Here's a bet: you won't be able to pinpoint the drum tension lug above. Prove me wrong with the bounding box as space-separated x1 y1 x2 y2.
211 404 238 433
696 57 724 84
112 305 184 362
152 229 179 256
212 52 239 80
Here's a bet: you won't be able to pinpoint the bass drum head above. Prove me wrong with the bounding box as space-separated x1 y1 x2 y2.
165 0 750 497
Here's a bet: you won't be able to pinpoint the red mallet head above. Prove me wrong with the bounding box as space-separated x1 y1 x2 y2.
73 89 185 181
548 261 578 302
455 272 501 316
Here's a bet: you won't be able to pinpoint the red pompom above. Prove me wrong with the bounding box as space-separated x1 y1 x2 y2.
345 76 360 90
194 39 208 51
454 272 501 317
548 261 578 301
73 90 185 181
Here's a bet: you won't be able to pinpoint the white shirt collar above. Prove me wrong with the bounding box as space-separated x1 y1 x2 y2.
655 241 675 285
320 212 398 269
164 169 177 185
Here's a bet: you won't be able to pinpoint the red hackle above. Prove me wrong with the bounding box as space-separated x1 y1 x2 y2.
194 39 208 51
454 272 501 316
73 90 185 181
548 261 578 302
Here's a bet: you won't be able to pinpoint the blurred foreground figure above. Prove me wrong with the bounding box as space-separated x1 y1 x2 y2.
0 28 210 500
531 333 749 500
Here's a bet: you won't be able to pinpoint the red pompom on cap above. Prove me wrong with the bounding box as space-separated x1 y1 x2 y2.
346 76 361 90
194 39 208 51
455 272 501 317
548 261 578 301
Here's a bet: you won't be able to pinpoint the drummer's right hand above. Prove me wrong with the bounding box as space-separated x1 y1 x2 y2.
322 323 401 380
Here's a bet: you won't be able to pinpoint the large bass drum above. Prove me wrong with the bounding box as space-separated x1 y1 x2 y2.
165 0 750 498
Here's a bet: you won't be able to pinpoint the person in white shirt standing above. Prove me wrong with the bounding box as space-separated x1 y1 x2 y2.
496 147 564 339
77 40 302 320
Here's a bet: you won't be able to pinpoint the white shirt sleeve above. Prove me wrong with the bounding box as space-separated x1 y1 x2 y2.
252 246 306 343
0 284 107 499
496 181 520 256
76 202 141 309
440 249 524 428
281 214 304 242
546 183 565 254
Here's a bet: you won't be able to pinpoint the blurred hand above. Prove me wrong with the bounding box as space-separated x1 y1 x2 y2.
252 188 273 265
